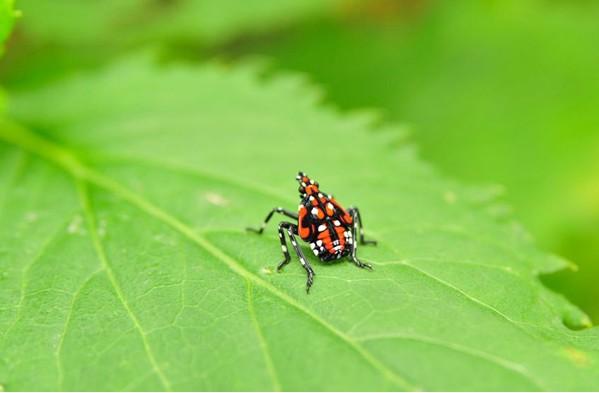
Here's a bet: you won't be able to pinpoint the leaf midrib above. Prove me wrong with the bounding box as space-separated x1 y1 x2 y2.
0 120 418 391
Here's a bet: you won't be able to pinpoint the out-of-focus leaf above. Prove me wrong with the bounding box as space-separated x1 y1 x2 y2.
0 0 342 88
0 0 17 55
17 0 339 46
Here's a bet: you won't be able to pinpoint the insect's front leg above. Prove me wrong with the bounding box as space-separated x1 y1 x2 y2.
247 207 298 234
349 208 373 270
278 222 315 293
348 207 377 245
276 222 292 271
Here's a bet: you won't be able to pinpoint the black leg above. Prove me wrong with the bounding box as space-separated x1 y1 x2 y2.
277 222 315 293
349 208 373 270
348 207 377 245
276 222 292 272
247 207 298 234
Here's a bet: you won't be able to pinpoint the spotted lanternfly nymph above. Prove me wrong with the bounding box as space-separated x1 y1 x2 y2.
247 171 377 293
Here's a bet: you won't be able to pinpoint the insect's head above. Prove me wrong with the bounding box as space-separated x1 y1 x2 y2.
296 171 319 197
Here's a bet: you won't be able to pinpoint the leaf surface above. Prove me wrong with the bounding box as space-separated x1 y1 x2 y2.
0 57 598 391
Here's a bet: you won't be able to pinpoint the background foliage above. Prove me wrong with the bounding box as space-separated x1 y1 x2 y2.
1 0 598 390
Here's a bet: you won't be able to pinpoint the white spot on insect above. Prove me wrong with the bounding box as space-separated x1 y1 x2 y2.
299 258 306 266
326 202 334 211
333 220 341 226
318 224 326 232
291 240 297 246
309 196 315 201
301 182 306 187
313 249 319 256
311 207 319 216
316 240 323 246
318 193 323 198
281 245 287 252
279 232 283 238
310 180 314 184
348 238 353 244
310 243 316 249
204 192 229 207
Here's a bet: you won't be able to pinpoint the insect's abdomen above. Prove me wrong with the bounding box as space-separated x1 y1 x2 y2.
317 225 346 253
300 193 353 259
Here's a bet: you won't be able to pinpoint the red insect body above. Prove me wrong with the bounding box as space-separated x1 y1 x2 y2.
297 174 354 261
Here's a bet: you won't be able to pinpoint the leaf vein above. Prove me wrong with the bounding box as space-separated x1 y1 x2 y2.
81 167 418 390
357 333 546 390
56 268 105 390
246 280 282 391
77 180 173 391
1 213 76 345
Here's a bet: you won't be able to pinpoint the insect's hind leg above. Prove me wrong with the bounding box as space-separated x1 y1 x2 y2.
348 208 373 270
278 222 316 293
247 207 298 234
348 207 377 245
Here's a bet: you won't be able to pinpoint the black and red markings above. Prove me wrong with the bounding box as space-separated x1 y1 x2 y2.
247 171 377 293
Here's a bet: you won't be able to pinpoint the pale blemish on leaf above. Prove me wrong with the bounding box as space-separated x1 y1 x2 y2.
204 191 229 207
24 211 38 223
443 190 457 204
261 266 275 275
97 218 107 238
562 347 591 367
67 214 85 235
152 233 176 246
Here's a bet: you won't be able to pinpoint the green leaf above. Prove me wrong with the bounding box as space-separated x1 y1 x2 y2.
0 0 340 89
0 0 17 55
0 57 598 391
15 0 339 46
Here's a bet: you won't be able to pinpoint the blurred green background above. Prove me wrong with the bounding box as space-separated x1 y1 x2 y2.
1 0 598 321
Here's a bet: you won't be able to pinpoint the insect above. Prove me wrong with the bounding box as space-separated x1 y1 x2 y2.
247 171 377 292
